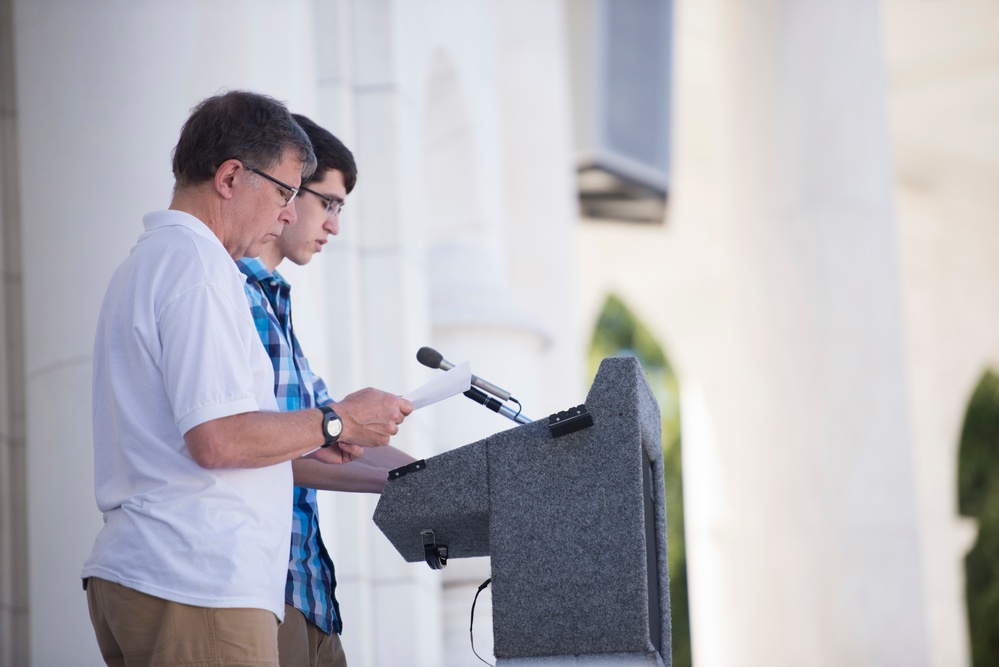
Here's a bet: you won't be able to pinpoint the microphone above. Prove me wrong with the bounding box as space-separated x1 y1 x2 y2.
416 346 532 424
417 346 516 403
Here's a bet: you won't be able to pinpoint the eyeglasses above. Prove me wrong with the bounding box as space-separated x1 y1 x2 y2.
300 185 345 218
244 164 299 207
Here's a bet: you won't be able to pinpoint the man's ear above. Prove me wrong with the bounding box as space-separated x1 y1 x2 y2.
215 159 242 200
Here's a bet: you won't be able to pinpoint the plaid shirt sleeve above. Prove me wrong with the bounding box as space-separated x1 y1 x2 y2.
306 362 334 407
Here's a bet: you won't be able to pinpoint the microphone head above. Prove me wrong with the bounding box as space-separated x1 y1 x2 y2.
416 346 444 369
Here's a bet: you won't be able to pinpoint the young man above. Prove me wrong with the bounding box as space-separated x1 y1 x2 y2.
83 91 412 667
237 114 416 667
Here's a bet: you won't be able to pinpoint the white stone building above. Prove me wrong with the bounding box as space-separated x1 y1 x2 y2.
0 1 996 666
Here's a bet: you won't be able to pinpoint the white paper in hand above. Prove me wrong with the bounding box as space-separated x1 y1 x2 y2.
404 360 472 410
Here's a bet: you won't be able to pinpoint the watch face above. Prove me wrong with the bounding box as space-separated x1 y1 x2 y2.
326 416 343 439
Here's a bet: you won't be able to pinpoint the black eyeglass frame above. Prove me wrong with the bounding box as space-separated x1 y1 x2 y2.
244 164 300 207
300 185 345 218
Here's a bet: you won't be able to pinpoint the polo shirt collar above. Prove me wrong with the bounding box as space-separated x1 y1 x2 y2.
143 209 225 249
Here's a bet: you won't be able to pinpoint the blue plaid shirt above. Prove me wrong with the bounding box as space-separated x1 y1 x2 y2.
237 257 342 635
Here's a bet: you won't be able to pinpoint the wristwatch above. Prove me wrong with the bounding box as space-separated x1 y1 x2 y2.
318 405 343 448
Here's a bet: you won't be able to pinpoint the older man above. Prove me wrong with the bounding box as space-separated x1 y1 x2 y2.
82 91 412 667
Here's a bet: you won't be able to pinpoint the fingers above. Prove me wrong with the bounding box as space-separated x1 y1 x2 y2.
335 388 413 447
308 443 364 465
339 443 365 460
386 396 412 425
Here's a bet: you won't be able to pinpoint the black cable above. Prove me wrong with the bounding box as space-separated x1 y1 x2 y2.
470 578 494 667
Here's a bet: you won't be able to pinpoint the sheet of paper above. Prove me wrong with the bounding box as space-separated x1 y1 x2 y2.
403 361 472 410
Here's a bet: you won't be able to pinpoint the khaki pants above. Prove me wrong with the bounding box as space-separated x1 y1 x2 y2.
85 577 280 667
277 604 347 667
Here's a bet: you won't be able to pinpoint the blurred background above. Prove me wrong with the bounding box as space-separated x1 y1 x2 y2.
1 0 998 665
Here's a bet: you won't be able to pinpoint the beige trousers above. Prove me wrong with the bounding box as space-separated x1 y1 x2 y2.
277 604 347 667
86 577 280 667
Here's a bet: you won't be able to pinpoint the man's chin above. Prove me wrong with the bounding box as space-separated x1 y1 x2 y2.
244 234 279 259
241 243 266 259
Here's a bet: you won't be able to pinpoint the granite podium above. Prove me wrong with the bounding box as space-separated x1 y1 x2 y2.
374 357 672 666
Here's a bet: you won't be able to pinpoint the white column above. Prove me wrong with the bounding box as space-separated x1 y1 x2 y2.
13 2 317 664
310 2 444 666
673 1 930 665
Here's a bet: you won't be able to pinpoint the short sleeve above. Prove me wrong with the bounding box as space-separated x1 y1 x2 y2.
158 283 261 434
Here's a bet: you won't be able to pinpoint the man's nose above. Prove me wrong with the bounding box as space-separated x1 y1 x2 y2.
282 200 297 225
324 214 339 236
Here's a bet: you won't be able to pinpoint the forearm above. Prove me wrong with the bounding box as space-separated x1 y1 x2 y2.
184 386 414 470
352 444 417 470
291 445 417 492
292 458 389 493
183 386 416 470
184 409 349 469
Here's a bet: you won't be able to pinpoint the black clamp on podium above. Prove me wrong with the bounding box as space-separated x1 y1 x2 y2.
548 404 594 437
387 459 426 480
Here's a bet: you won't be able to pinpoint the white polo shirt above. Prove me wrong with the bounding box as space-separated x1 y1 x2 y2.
82 210 292 619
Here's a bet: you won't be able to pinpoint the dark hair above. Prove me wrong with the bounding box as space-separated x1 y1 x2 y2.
172 90 317 188
291 114 357 194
